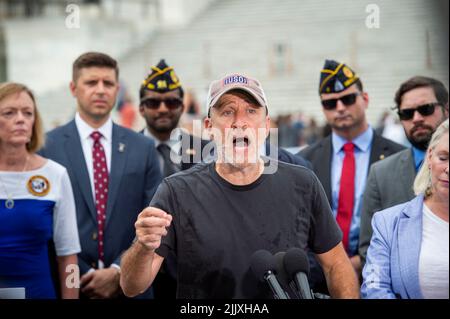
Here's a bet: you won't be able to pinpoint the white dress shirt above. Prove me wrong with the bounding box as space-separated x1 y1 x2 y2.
75 113 113 208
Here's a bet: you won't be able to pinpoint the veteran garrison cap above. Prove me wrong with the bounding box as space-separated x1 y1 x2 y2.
141 59 183 95
319 59 359 94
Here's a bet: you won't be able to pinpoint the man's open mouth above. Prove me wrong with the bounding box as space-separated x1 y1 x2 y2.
232 136 250 148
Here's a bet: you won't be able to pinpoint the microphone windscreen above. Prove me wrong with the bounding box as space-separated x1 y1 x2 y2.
284 248 310 278
274 251 289 285
250 249 276 282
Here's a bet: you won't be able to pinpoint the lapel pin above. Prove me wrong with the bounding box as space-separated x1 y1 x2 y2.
379 154 385 160
119 143 126 153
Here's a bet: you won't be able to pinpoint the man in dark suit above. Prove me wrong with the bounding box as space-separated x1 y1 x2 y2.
359 76 448 265
298 60 404 292
40 52 162 299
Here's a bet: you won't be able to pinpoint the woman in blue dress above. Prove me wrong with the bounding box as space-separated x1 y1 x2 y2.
0 82 81 299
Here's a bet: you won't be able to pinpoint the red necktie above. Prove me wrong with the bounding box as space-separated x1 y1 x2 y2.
91 131 109 267
336 142 355 251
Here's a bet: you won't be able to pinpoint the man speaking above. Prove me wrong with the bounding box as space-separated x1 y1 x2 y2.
120 74 359 299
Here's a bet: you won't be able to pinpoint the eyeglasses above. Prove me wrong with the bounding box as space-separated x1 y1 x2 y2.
321 93 360 110
397 103 439 121
140 98 183 110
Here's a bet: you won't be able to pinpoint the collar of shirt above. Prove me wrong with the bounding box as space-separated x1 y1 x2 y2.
332 126 373 154
75 112 113 143
143 127 182 155
412 146 426 171
330 126 373 256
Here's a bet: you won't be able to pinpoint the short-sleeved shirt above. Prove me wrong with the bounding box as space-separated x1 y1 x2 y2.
0 160 81 299
153 160 342 299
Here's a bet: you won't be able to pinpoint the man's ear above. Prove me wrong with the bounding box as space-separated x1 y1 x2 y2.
69 81 76 97
204 117 215 140
362 92 369 109
443 104 449 118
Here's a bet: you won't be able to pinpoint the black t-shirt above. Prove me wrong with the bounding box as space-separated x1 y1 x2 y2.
152 160 341 299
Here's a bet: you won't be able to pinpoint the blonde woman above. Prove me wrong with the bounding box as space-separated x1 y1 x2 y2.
0 83 80 298
361 120 448 299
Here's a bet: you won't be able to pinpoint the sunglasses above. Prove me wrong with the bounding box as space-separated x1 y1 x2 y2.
140 98 183 110
321 93 360 110
397 103 439 121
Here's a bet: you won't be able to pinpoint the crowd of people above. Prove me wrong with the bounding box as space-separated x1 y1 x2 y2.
0 51 448 299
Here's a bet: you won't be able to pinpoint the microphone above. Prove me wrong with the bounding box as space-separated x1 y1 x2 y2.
284 248 314 299
250 250 290 299
274 251 299 299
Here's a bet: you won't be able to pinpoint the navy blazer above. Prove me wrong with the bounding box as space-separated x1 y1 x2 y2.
298 132 405 206
361 195 426 299
40 120 162 274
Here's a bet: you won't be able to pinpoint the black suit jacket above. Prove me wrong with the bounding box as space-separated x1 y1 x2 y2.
140 129 210 174
267 142 312 169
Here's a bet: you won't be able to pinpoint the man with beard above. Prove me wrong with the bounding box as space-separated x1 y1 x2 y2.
120 73 360 299
359 76 449 265
138 59 209 298
139 59 210 177
298 60 404 292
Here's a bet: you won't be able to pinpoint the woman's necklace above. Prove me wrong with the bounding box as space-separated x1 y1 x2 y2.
0 155 29 210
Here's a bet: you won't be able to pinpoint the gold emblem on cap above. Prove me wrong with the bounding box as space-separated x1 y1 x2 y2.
157 80 167 89
343 66 353 79
27 175 51 197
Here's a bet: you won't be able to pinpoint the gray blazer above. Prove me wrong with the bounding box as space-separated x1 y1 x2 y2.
40 120 162 274
361 195 425 299
359 148 416 264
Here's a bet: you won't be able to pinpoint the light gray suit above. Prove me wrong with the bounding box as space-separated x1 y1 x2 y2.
359 148 416 264
361 195 425 299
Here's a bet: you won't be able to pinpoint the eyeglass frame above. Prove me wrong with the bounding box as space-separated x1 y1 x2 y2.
395 102 441 121
320 92 362 110
139 97 183 110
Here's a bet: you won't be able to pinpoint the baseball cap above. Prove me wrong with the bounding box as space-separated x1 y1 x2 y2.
206 73 268 116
